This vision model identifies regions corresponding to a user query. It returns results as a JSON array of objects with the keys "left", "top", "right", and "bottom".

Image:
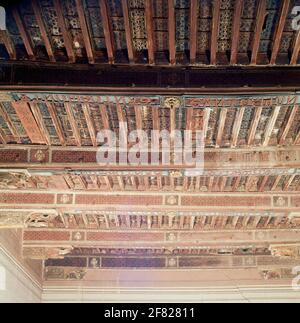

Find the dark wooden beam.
[
  {"left": 190, "top": 0, "right": 198, "bottom": 64},
  {"left": 270, "top": 0, "right": 290, "bottom": 65},
  {"left": 12, "top": 8, "right": 35, "bottom": 60},
  {"left": 2, "top": 64, "right": 300, "bottom": 90},
  {"left": 210, "top": 0, "right": 221, "bottom": 65},
  {"left": 75, "top": 0, "right": 95, "bottom": 64},
  {"left": 145, "top": 0, "right": 155, "bottom": 65},
  {"left": 230, "top": 0, "right": 244, "bottom": 65},
  {"left": 168, "top": 0, "right": 176, "bottom": 65},
  {"left": 53, "top": 0, "right": 76, "bottom": 63},
  {"left": 32, "top": 0, "right": 55, "bottom": 62},
  {"left": 99, "top": 0, "right": 115, "bottom": 64},
  {"left": 251, "top": 0, "right": 267, "bottom": 65},
  {"left": 0, "top": 31, "right": 16, "bottom": 60},
  {"left": 291, "top": 31, "right": 300, "bottom": 66},
  {"left": 121, "top": 0, "right": 135, "bottom": 64}
]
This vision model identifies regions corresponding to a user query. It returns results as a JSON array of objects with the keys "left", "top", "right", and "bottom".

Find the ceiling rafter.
[
  {"left": 53, "top": 0, "right": 76, "bottom": 63},
  {"left": 76, "top": 0, "right": 95, "bottom": 64},
  {"left": 145, "top": 0, "right": 155, "bottom": 65},
  {"left": 210, "top": 0, "right": 221, "bottom": 65},
  {"left": 270, "top": 0, "right": 290, "bottom": 65},
  {"left": 32, "top": 0, "right": 55, "bottom": 62},
  {"left": 230, "top": 0, "right": 244, "bottom": 65},
  {"left": 12, "top": 8, "right": 35, "bottom": 60},
  {"left": 250, "top": 0, "right": 267, "bottom": 65},
  {"left": 99, "top": 0, "right": 115, "bottom": 64}
]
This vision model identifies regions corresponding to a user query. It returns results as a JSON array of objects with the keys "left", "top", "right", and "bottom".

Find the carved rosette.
[{"left": 163, "top": 97, "right": 181, "bottom": 110}]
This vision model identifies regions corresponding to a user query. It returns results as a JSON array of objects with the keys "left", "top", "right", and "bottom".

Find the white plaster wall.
[{"left": 0, "top": 248, "right": 42, "bottom": 303}]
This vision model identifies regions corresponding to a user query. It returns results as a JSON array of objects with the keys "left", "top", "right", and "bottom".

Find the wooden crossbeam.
[
  {"left": 294, "top": 129, "right": 300, "bottom": 145},
  {"left": 0, "top": 30, "right": 16, "bottom": 60},
  {"left": 291, "top": 30, "right": 300, "bottom": 65},
  {"left": 231, "top": 107, "right": 245, "bottom": 147},
  {"left": 53, "top": 0, "right": 75, "bottom": 63},
  {"left": 131, "top": 176, "right": 138, "bottom": 190},
  {"left": 216, "top": 109, "right": 227, "bottom": 147},
  {"left": 32, "top": 0, "right": 55, "bottom": 62},
  {"left": 12, "top": 8, "right": 35, "bottom": 59},
  {"left": 104, "top": 175, "right": 113, "bottom": 190},
  {"left": 65, "top": 102, "right": 81, "bottom": 147},
  {"left": 168, "top": 0, "right": 176, "bottom": 65},
  {"left": 262, "top": 105, "right": 281, "bottom": 146},
  {"left": 219, "top": 177, "right": 227, "bottom": 192},
  {"left": 121, "top": 0, "right": 135, "bottom": 63},
  {"left": 100, "top": 105, "right": 110, "bottom": 130},
  {"left": 145, "top": 0, "right": 155, "bottom": 65},
  {"left": 232, "top": 176, "right": 241, "bottom": 192},
  {"left": 157, "top": 175, "right": 163, "bottom": 190},
  {"left": 0, "top": 103, "right": 20, "bottom": 142},
  {"left": 143, "top": 176, "right": 150, "bottom": 190},
  {"left": 270, "top": 0, "right": 290, "bottom": 65},
  {"left": 279, "top": 105, "right": 298, "bottom": 145},
  {"left": 210, "top": 0, "right": 221, "bottom": 65},
  {"left": 208, "top": 177, "right": 214, "bottom": 191},
  {"left": 152, "top": 107, "right": 160, "bottom": 145},
  {"left": 116, "top": 100, "right": 127, "bottom": 141},
  {"left": 186, "top": 108, "right": 194, "bottom": 131},
  {"left": 247, "top": 106, "right": 263, "bottom": 145},
  {"left": 30, "top": 102, "right": 51, "bottom": 146},
  {"left": 284, "top": 175, "right": 296, "bottom": 191},
  {"left": 117, "top": 176, "right": 125, "bottom": 190},
  {"left": 0, "top": 128, "right": 7, "bottom": 144},
  {"left": 183, "top": 177, "right": 189, "bottom": 191},
  {"left": 202, "top": 108, "right": 211, "bottom": 140},
  {"left": 230, "top": 0, "right": 244, "bottom": 65},
  {"left": 46, "top": 102, "right": 66, "bottom": 146},
  {"left": 259, "top": 176, "right": 269, "bottom": 192},
  {"left": 82, "top": 103, "right": 97, "bottom": 147},
  {"left": 190, "top": 0, "right": 198, "bottom": 64},
  {"left": 12, "top": 101, "right": 46, "bottom": 144},
  {"left": 170, "top": 177, "right": 175, "bottom": 190},
  {"left": 271, "top": 175, "right": 282, "bottom": 191},
  {"left": 76, "top": 0, "right": 95, "bottom": 64},
  {"left": 99, "top": 0, "right": 115, "bottom": 64},
  {"left": 250, "top": 0, "right": 267, "bottom": 65},
  {"left": 134, "top": 105, "right": 143, "bottom": 130}
]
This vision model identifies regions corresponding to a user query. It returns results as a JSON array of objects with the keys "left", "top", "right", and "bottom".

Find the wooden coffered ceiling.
[
  {"left": 0, "top": 0, "right": 300, "bottom": 67},
  {"left": 0, "top": 0, "right": 300, "bottom": 289},
  {"left": 0, "top": 91, "right": 300, "bottom": 282}
]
